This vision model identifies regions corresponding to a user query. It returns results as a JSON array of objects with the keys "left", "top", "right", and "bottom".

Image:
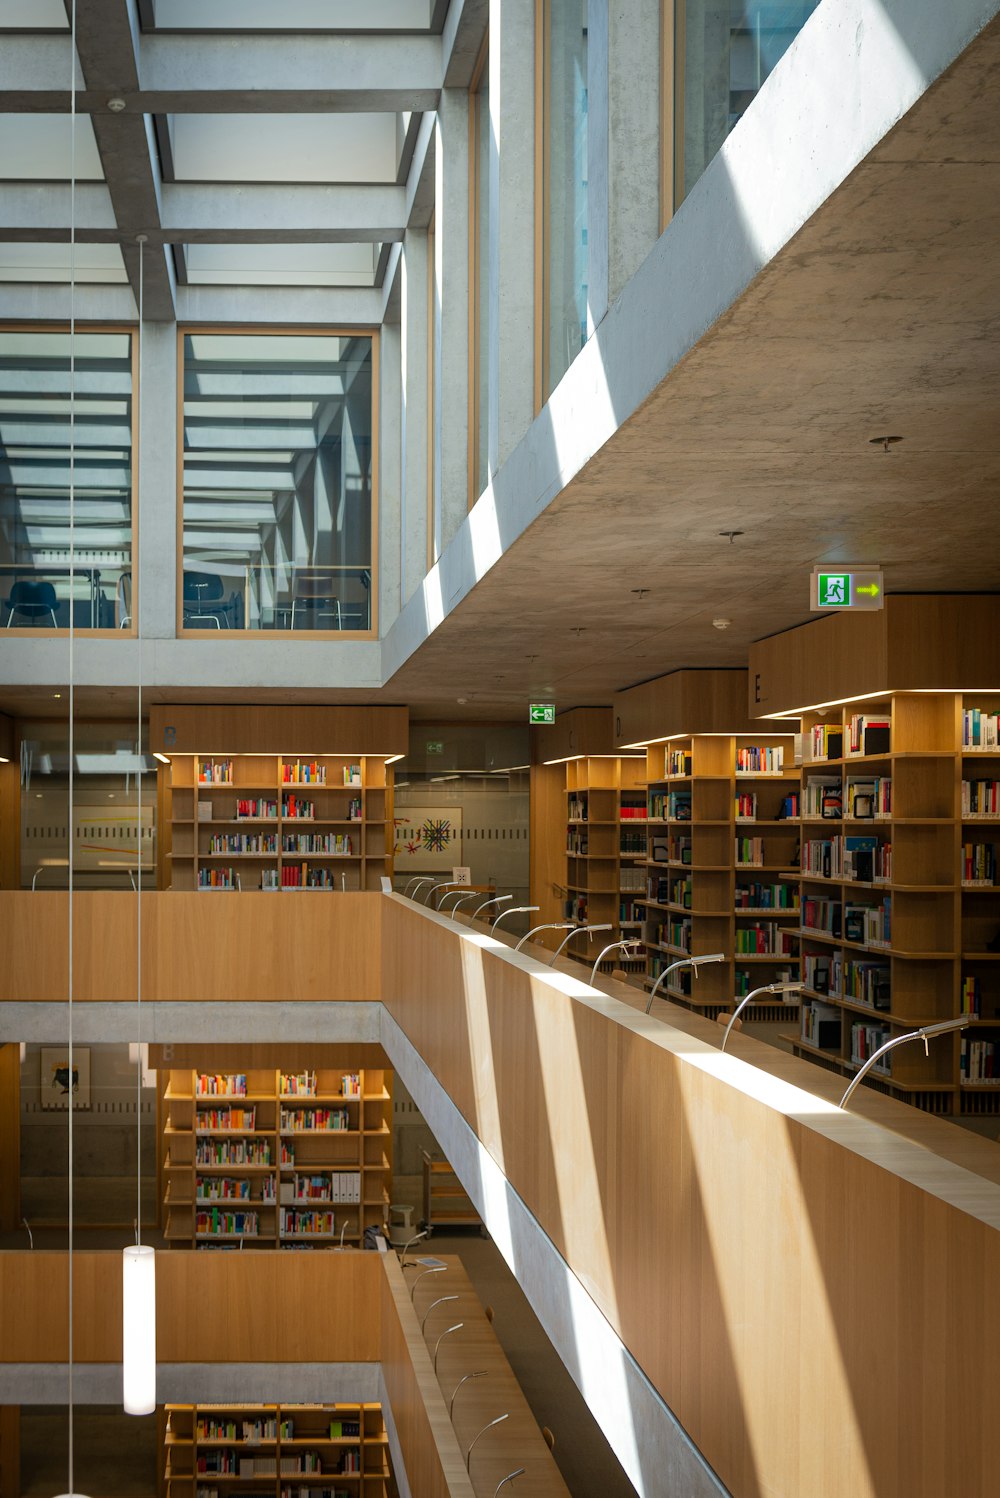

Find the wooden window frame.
[{"left": 467, "top": 33, "right": 489, "bottom": 510}]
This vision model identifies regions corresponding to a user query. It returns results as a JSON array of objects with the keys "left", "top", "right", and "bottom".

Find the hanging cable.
[
  {"left": 66, "top": 1, "right": 77, "bottom": 1491},
  {"left": 136, "top": 234, "right": 144, "bottom": 1242}
]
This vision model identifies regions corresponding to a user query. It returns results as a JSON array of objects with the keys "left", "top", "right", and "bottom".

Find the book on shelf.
[
  {"left": 802, "top": 775, "right": 841, "bottom": 819},
  {"left": 801, "top": 1000, "right": 841, "bottom": 1049},
  {"left": 809, "top": 725, "right": 843, "bottom": 760},
  {"left": 962, "top": 779, "right": 1000, "bottom": 816},
  {"left": 736, "top": 745, "right": 784, "bottom": 774},
  {"left": 197, "top": 800, "right": 212, "bottom": 822},
  {"left": 845, "top": 776, "right": 892, "bottom": 819},
  {"left": 619, "top": 801, "right": 648, "bottom": 820},
  {"left": 735, "top": 835, "right": 764, "bottom": 867},
  {"left": 734, "top": 881, "right": 797, "bottom": 910},
  {"left": 198, "top": 759, "right": 233, "bottom": 785},
  {"left": 735, "top": 792, "right": 758, "bottom": 821},
  {"left": 282, "top": 794, "right": 315, "bottom": 820},
  {"left": 961, "top": 1037, "right": 1000, "bottom": 1084},
  {"left": 847, "top": 715, "right": 891, "bottom": 756},
  {"left": 196, "top": 1072, "right": 248, "bottom": 1096},
  {"left": 843, "top": 958, "right": 890, "bottom": 1010},
  {"left": 668, "top": 750, "right": 692, "bottom": 776},
  {"left": 963, "top": 708, "right": 1000, "bottom": 750},
  {"left": 236, "top": 798, "right": 278, "bottom": 820},
  {"left": 850, "top": 1019, "right": 892, "bottom": 1072},
  {"left": 282, "top": 760, "right": 327, "bottom": 785},
  {"left": 963, "top": 842, "right": 998, "bottom": 886},
  {"left": 961, "top": 975, "right": 982, "bottom": 1016},
  {"left": 802, "top": 896, "right": 841, "bottom": 937},
  {"left": 778, "top": 791, "right": 800, "bottom": 819}
]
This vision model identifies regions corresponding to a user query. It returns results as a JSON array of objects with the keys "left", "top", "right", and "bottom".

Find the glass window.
[
  {"left": 471, "top": 59, "right": 490, "bottom": 501},
  {"left": 0, "top": 328, "right": 134, "bottom": 630},
  {"left": 544, "top": 0, "right": 589, "bottom": 400},
  {"left": 181, "top": 330, "right": 375, "bottom": 633},
  {"left": 678, "top": 1, "right": 820, "bottom": 204}
]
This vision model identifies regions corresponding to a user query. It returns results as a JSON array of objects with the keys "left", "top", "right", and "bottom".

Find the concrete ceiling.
[{"left": 385, "top": 17, "right": 1000, "bottom": 720}]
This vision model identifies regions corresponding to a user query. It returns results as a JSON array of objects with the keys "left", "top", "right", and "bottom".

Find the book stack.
[
  {"left": 341, "top": 1073, "right": 361, "bottom": 1097},
  {"left": 961, "top": 1037, "right": 999, "bottom": 1084},
  {"left": 669, "top": 877, "right": 692, "bottom": 909},
  {"left": 198, "top": 759, "right": 233, "bottom": 785},
  {"left": 281, "top": 1071, "right": 317, "bottom": 1096},
  {"left": 962, "top": 842, "right": 997, "bottom": 886},
  {"left": 735, "top": 882, "right": 797, "bottom": 910},
  {"left": 736, "top": 745, "right": 784, "bottom": 774},
  {"left": 280, "top": 1106, "right": 349, "bottom": 1131},
  {"left": 195, "top": 1208, "right": 258, "bottom": 1237},
  {"left": 802, "top": 896, "right": 840, "bottom": 936},
  {"left": 620, "top": 801, "right": 648, "bottom": 819},
  {"left": 196, "top": 1177, "right": 250, "bottom": 1202},
  {"left": 196, "top": 1138, "right": 270, "bottom": 1166},
  {"left": 842, "top": 960, "right": 891, "bottom": 1011},
  {"left": 735, "top": 924, "right": 796, "bottom": 956},
  {"left": 735, "top": 791, "right": 757, "bottom": 821},
  {"left": 667, "top": 791, "right": 691, "bottom": 820},
  {"left": 961, "top": 976, "right": 982, "bottom": 1016},
  {"left": 963, "top": 707, "right": 1000, "bottom": 750},
  {"left": 735, "top": 835, "right": 764, "bottom": 867},
  {"left": 282, "top": 795, "right": 315, "bottom": 820},
  {"left": 283, "top": 760, "right": 327, "bottom": 784},
  {"left": 280, "top": 1207, "right": 336, "bottom": 1236},
  {"left": 801, "top": 1000, "right": 841, "bottom": 1049},
  {"left": 198, "top": 867, "right": 237, "bottom": 889},
  {"left": 809, "top": 724, "right": 843, "bottom": 760},
  {"left": 197, "top": 1106, "right": 256, "bottom": 1132},
  {"left": 235, "top": 797, "right": 278, "bottom": 820},
  {"left": 850, "top": 1020, "right": 892, "bottom": 1072},
  {"left": 667, "top": 750, "right": 692, "bottom": 776},
  {"left": 962, "top": 779, "right": 1000, "bottom": 817},
  {"left": 343, "top": 764, "right": 362, "bottom": 786},
  {"left": 803, "top": 776, "right": 842, "bottom": 819},
  {"left": 196, "top": 1073, "right": 247, "bottom": 1096},
  {"left": 847, "top": 714, "right": 891, "bottom": 755}
]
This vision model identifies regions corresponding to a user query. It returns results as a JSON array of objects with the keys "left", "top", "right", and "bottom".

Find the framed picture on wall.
[{"left": 40, "top": 1046, "right": 92, "bottom": 1110}]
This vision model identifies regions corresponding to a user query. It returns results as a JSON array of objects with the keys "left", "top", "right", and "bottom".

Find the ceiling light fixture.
[
  {"left": 713, "top": 618, "right": 732, "bottom": 630},
  {"left": 107, "top": 96, "right": 126, "bottom": 112},
  {"left": 630, "top": 588, "right": 650, "bottom": 598},
  {"left": 719, "top": 530, "right": 743, "bottom": 543},
  {"left": 869, "top": 435, "right": 903, "bottom": 452}
]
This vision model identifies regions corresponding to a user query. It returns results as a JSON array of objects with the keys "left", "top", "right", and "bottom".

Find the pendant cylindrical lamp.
[{"left": 122, "top": 1243, "right": 156, "bottom": 1415}]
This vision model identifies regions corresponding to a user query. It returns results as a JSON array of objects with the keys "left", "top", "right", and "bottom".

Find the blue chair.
[
  {"left": 5, "top": 579, "right": 58, "bottom": 627},
  {"left": 182, "top": 570, "right": 227, "bottom": 628}
]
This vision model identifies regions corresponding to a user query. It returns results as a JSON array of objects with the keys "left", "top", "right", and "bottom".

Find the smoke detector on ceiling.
[{"left": 712, "top": 618, "right": 732, "bottom": 631}]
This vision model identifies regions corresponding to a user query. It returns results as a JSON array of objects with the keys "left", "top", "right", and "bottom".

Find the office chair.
[{"left": 5, "top": 579, "right": 58, "bottom": 628}]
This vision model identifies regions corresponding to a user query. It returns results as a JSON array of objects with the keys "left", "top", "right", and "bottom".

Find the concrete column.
[
  {"left": 378, "top": 319, "right": 402, "bottom": 631},
  {"left": 400, "top": 228, "right": 430, "bottom": 601},
  {"left": 136, "top": 323, "right": 176, "bottom": 640},
  {"left": 489, "top": 0, "right": 535, "bottom": 471},
  {"left": 432, "top": 90, "right": 470, "bottom": 559},
  {"left": 607, "top": 0, "right": 662, "bottom": 302},
  {"left": 587, "top": 0, "right": 610, "bottom": 332}
]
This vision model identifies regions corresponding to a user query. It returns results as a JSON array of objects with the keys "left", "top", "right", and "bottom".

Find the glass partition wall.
[
  {"left": 0, "top": 327, "right": 135, "bottom": 630},
  {"left": 180, "top": 329, "right": 377, "bottom": 634}
]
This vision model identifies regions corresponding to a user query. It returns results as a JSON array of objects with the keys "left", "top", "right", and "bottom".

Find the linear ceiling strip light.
[{"left": 123, "top": 235, "right": 156, "bottom": 1420}]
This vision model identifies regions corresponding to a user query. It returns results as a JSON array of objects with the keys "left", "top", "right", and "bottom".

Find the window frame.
[
  {"left": 0, "top": 321, "right": 139, "bottom": 639},
  {"left": 467, "top": 33, "right": 489, "bottom": 510},
  {"left": 176, "top": 322, "right": 380, "bottom": 641}
]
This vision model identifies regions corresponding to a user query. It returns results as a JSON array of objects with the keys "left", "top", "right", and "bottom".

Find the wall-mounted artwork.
[
  {"left": 40, "top": 1046, "right": 92, "bottom": 1110},
  {"left": 393, "top": 808, "right": 463, "bottom": 870}
]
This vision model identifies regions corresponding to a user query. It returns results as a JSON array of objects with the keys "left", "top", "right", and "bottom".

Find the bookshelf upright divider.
[{"left": 563, "top": 755, "right": 647, "bottom": 973}]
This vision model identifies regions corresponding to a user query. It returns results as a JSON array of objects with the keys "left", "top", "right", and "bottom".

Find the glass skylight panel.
[
  {"left": 0, "top": 0, "right": 68, "bottom": 27},
  {"left": 170, "top": 114, "right": 398, "bottom": 184},
  {"left": 0, "top": 116, "right": 104, "bottom": 180},
  {"left": 153, "top": 0, "right": 432, "bottom": 30},
  {"left": 184, "top": 243, "right": 380, "bottom": 288}
]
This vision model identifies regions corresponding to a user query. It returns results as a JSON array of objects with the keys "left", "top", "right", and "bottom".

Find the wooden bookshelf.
[
  {"left": 641, "top": 733, "right": 801, "bottom": 1016},
  {"left": 163, "top": 1068, "right": 392, "bottom": 1249},
  {"left": 167, "top": 755, "right": 391, "bottom": 892},
  {"left": 785, "top": 692, "right": 1000, "bottom": 1113},
  {"left": 562, "top": 755, "right": 647, "bottom": 974},
  {"left": 161, "top": 1400, "right": 397, "bottom": 1498}
]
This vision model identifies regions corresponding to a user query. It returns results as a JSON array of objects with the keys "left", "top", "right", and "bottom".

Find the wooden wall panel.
[
  {"left": 0, "top": 892, "right": 382, "bottom": 1003},
  {"left": 748, "top": 596, "right": 1000, "bottom": 719},
  {"left": 0, "top": 758, "right": 19, "bottom": 893},
  {"left": 0, "top": 1046, "right": 19, "bottom": 1233},
  {"left": 379, "top": 899, "right": 1000, "bottom": 1498},
  {"left": 149, "top": 705, "right": 408, "bottom": 758},
  {"left": 378, "top": 1254, "right": 475, "bottom": 1498},
  {"left": 148, "top": 1044, "right": 389, "bottom": 1071},
  {"left": 0, "top": 1251, "right": 382, "bottom": 1364},
  {"left": 529, "top": 707, "right": 612, "bottom": 764},
  {"left": 0, "top": 1406, "right": 18, "bottom": 1498},
  {"left": 613, "top": 668, "right": 756, "bottom": 746}
]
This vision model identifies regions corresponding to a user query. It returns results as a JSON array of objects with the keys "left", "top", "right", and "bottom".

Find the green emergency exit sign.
[
  {"left": 811, "top": 567, "right": 884, "bottom": 612},
  {"left": 529, "top": 704, "right": 556, "bottom": 725}
]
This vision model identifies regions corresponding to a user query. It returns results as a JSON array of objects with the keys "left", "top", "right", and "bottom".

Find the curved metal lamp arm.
[
  {"left": 433, "top": 1321, "right": 464, "bottom": 1371},
  {"left": 840, "top": 1014, "right": 971, "bottom": 1108},
  {"left": 466, "top": 1413, "right": 509, "bottom": 1471},
  {"left": 439, "top": 888, "right": 471, "bottom": 911},
  {"left": 449, "top": 1369, "right": 487, "bottom": 1417},
  {"left": 449, "top": 891, "right": 483, "bottom": 917},
  {"left": 491, "top": 905, "right": 539, "bottom": 933},
  {"left": 721, "top": 981, "right": 801, "bottom": 1052},
  {"left": 421, "top": 1293, "right": 459, "bottom": 1334},
  {"left": 495, "top": 1470, "right": 526, "bottom": 1495},
  {"left": 399, "top": 1229, "right": 428, "bottom": 1266},
  {"left": 646, "top": 953, "right": 726, "bottom": 1014},
  {"left": 549, "top": 922, "right": 611, "bottom": 964},
  {"left": 409, "top": 1264, "right": 447, "bottom": 1300},
  {"left": 474, "top": 894, "right": 511, "bottom": 921},
  {"left": 590, "top": 940, "right": 641, "bottom": 985},
  {"left": 514, "top": 922, "right": 576, "bottom": 952},
  {"left": 404, "top": 876, "right": 432, "bottom": 896},
  {"left": 422, "top": 880, "right": 454, "bottom": 905}
]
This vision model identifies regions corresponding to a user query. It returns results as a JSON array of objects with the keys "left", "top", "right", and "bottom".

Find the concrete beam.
[
  {"left": 442, "top": 0, "right": 490, "bottom": 87},
  {"left": 0, "top": 182, "right": 407, "bottom": 243},
  {"left": 176, "top": 284, "right": 386, "bottom": 326},
  {"left": 403, "top": 109, "right": 436, "bottom": 229}
]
